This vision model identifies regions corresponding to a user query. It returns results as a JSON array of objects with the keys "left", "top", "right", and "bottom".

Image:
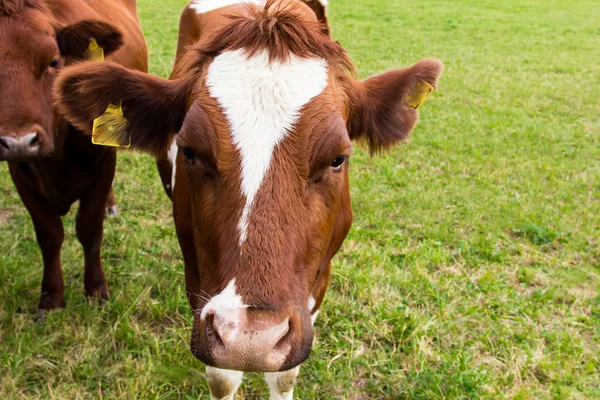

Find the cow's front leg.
[
  {"left": 264, "top": 366, "right": 300, "bottom": 400},
  {"left": 206, "top": 366, "right": 243, "bottom": 400},
  {"left": 9, "top": 165, "right": 65, "bottom": 311},
  {"left": 76, "top": 151, "right": 115, "bottom": 300}
]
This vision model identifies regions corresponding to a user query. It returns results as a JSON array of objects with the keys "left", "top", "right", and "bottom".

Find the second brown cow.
[{"left": 0, "top": 0, "right": 147, "bottom": 312}]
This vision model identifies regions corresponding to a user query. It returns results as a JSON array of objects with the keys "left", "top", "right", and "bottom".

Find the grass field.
[{"left": 1, "top": 0, "right": 600, "bottom": 398}]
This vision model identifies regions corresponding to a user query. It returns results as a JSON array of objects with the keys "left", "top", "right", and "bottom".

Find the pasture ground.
[{"left": 1, "top": 0, "right": 599, "bottom": 398}]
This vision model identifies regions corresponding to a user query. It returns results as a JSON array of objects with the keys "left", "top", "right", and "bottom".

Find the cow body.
[
  {"left": 0, "top": 0, "right": 147, "bottom": 311},
  {"left": 55, "top": 1, "right": 442, "bottom": 397}
]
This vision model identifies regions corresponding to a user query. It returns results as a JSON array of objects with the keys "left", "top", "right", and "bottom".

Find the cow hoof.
[
  {"left": 86, "top": 284, "right": 109, "bottom": 303},
  {"left": 35, "top": 309, "right": 48, "bottom": 322},
  {"left": 105, "top": 205, "right": 118, "bottom": 217},
  {"left": 37, "top": 296, "right": 66, "bottom": 314}
]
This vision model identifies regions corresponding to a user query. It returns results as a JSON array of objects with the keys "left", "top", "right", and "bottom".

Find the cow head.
[
  {"left": 0, "top": 0, "right": 123, "bottom": 162},
  {"left": 54, "top": 3, "right": 442, "bottom": 372}
]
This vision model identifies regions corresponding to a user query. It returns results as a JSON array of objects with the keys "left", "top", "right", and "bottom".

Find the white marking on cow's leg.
[
  {"left": 200, "top": 279, "right": 248, "bottom": 320},
  {"left": 264, "top": 366, "right": 300, "bottom": 400},
  {"left": 167, "top": 137, "right": 178, "bottom": 191},
  {"left": 206, "top": 366, "right": 243, "bottom": 400},
  {"left": 317, "top": 0, "right": 329, "bottom": 6},
  {"left": 190, "top": 0, "right": 261, "bottom": 14},
  {"left": 206, "top": 49, "right": 328, "bottom": 246}
]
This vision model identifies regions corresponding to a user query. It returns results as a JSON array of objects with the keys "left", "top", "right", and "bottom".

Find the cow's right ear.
[
  {"left": 346, "top": 58, "right": 443, "bottom": 153},
  {"left": 54, "top": 62, "right": 193, "bottom": 155}
]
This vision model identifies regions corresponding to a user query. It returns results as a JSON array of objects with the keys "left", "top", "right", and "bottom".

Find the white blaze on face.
[
  {"left": 318, "top": 0, "right": 329, "bottom": 6},
  {"left": 168, "top": 137, "right": 178, "bottom": 191},
  {"left": 201, "top": 279, "right": 248, "bottom": 320},
  {"left": 189, "top": 0, "right": 262, "bottom": 14},
  {"left": 206, "top": 49, "right": 328, "bottom": 246}
]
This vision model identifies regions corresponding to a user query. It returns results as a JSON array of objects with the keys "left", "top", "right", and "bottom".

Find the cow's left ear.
[
  {"left": 57, "top": 20, "right": 123, "bottom": 59},
  {"left": 346, "top": 58, "right": 443, "bottom": 153}
]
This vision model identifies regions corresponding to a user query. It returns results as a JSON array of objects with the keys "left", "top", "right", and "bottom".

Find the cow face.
[
  {"left": 176, "top": 51, "right": 356, "bottom": 372},
  {"left": 54, "top": 5, "right": 442, "bottom": 373},
  {"left": 0, "top": 1, "right": 122, "bottom": 162}
]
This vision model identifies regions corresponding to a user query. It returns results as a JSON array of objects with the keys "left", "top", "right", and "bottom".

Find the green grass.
[{"left": 1, "top": 0, "right": 599, "bottom": 398}]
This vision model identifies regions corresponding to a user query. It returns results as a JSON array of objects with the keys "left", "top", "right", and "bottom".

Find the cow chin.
[{"left": 190, "top": 308, "right": 313, "bottom": 373}]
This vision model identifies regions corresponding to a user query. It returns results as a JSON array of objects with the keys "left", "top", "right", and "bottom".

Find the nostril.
[
  {"left": 205, "top": 313, "right": 225, "bottom": 349},
  {"left": 0, "top": 137, "right": 8, "bottom": 150},
  {"left": 29, "top": 133, "right": 39, "bottom": 147},
  {"left": 273, "top": 318, "right": 293, "bottom": 353}
]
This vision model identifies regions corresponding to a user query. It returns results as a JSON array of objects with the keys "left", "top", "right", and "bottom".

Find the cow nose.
[
  {"left": 203, "top": 309, "right": 296, "bottom": 372},
  {"left": 0, "top": 132, "right": 41, "bottom": 161}
]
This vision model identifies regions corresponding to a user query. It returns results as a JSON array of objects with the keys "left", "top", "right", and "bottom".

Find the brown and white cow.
[
  {"left": 54, "top": 1, "right": 442, "bottom": 398},
  {"left": 0, "top": 0, "right": 147, "bottom": 312}
]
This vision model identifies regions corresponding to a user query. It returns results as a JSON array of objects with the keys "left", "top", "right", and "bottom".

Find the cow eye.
[
  {"left": 49, "top": 59, "right": 59, "bottom": 68},
  {"left": 331, "top": 156, "right": 347, "bottom": 171},
  {"left": 180, "top": 146, "right": 197, "bottom": 163}
]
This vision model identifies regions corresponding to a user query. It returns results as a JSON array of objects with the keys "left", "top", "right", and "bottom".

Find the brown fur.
[
  {"left": 54, "top": 0, "right": 443, "bottom": 372},
  {"left": 200, "top": 1, "right": 344, "bottom": 64},
  {"left": 0, "top": 0, "right": 43, "bottom": 15}
]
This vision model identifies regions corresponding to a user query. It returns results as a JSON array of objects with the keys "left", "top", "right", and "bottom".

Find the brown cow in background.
[
  {"left": 55, "top": 0, "right": 442, "bottom": 398},
  {"left": 0, "top": 0, "right": 147, "bottom": 312}
]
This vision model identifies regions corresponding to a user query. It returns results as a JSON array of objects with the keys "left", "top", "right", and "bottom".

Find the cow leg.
[
  {"left": 76, "top": 155, "right": 115, "bottom": 301},
  {"left": 34, "top": 212, "right": 65, "bottom": 311},
  {"left": 9, "top": 167, "right": 65, "bottom": 310},
  {"left": 105, "top": 186, "right": 118, "bottom": 217},
  {"left": 205, "top": 366, "right": 243, "bottom": 400},
  {"left": 264, "top": 366, "right": 300, "bottom": 400},
  {"left": 77, "top": 192, "right": 109, "bottom": 300}
]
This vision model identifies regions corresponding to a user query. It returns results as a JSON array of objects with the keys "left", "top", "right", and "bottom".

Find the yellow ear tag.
[
  {"left": 92, "top": 103, "right": 130, "bottom": 148},
  {"left": 86, "top": 39, "right": 104, "bottom": 62},
  {"left": 405, "top": 80, "right": 434, "bottom": 109}
]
